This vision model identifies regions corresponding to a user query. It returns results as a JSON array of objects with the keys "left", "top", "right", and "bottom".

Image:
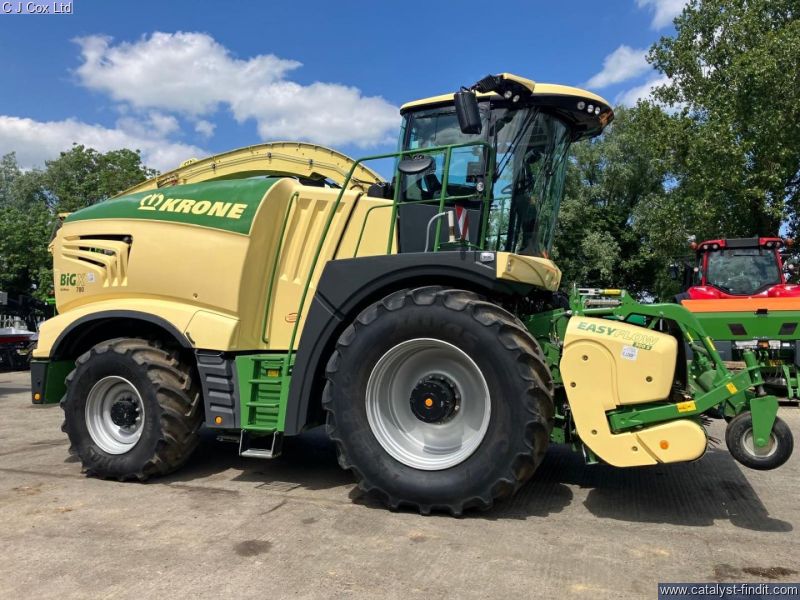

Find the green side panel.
[
  {"left": 689, "top": 310, "right": 800, "bottom": 399},
  {"left": 549, "top": 419, "right": 566, "bottom": 444},
  {"left": 627, "top": 314, "right": 647, "bottom": 327},
  {"left": 749, "top": 393, "right": 780, "bottom": 448},
  {"left": 524, "top": 308, "right": 567, "bottom": 385},
  {"left": 33, "top": 359, "right": 73, "bottom": 404},
  {"left": 692, "top": 310, "right": 800, "bottom": 340},
  {"left": 235, "top": 353, "right": 294, "bottom": 432},
  {"left": 64, "top": 178, "right": 282, "bottom": 235}
]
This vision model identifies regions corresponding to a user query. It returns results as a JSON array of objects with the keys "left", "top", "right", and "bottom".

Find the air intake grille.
[{"left": 60, "top": 236, "right": 131, "bottom": 287}]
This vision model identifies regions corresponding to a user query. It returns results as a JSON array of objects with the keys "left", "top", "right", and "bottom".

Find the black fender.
[
  {"left": 50, "top": 310, "right": 192, "bottom": 360},
  {"left": 284, "top": 251, "right": 529, "bottom": 435}
]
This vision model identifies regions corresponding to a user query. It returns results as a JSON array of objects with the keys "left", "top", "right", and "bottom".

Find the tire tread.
[
  {"left": 61, "top": 337, "right": 202, "bottom": 481},
  {"left": 323, "top": 286, "right": 554, "bottom": 515}
]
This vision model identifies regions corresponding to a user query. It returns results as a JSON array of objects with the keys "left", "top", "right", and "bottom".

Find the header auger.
[{"left": 31, "top": 73, "right": 793, "bottom": 514}]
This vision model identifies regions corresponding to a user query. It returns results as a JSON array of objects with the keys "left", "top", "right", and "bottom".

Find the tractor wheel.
[
  {"left": 61, "top": 338, "right": 202, "bottom": 480},
  {"left": 725, "top": 412, "right": 793, "bottom": 470},
  {"left": 323, "top": 286, "right": 554, "bottom": 515}
]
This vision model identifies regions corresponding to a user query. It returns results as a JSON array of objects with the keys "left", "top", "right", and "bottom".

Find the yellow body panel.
[
  {"left": 35, "top": 298, "right": 240, "bottom": 358},
  {"left": 560, "top": 317, "right": 704, "bottom": 466},
  {"left": 261, "top": 186, "right": 380, "bottom": 348},
  {"left": 495, "top": 253, "right": 561, "bottom": 291},
  {"left": 36, "top": 178, "right": 397, "bottom": 358},
  {"left": 334, "top": 197, "right": 397, "bottom": 259},
  {"left": 634, "top": 420, "right": 707, "bottom": 464},
  {"left": 562, "top": 317, "right": 676, "bottom": 405}
]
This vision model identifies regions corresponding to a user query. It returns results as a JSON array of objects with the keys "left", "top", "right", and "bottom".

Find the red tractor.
[
  {"left": 674, "top": 236, "right": 800, "bottom": 401},
  {"left": 680, "top": 237, "right": 799, "bottom": 300}
]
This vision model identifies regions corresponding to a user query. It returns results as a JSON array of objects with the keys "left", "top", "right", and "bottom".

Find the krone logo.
[
  {"left": 137, "top": 193, "right": 248, "bottom": 219},
  {"left": 139, "top": 194, "right": 165, "bottom": 211}
]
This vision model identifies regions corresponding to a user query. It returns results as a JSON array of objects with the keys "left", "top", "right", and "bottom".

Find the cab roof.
[
  {"left": 400, "top": 73, "right": 614, "bottom": 139},
  {"left": 695, "top": 237, "right": 785, "bottom": 251}
]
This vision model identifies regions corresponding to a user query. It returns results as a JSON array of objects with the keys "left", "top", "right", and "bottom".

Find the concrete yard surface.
[{"left": 1, "top": 369, "right": 798, "bottom": 599}]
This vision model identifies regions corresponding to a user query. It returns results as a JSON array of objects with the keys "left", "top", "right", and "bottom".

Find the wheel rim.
[
  {"left": 366, "top": 338, "right": 491, "bottom": 470},
  {"left": 741, "top": 427, "right": 778, "bottom": 459},
  {"left": 85, "top": 376, "right": 145, "bottom": 455}
]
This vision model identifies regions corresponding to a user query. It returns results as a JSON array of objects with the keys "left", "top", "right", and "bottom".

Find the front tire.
[
  {"left": 323, "top": 287, "right": 554, "bottom": 515},
  {"left": 61, "top": 338, "right": 202, "bottom": 480}
]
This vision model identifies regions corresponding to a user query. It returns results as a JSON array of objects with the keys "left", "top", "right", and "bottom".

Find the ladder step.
[
  {"left": 238, "top": 353, "right": 294, "bottom": 430},
  {"left": 239, "top": 430, "right": 283, "bottom": 459}
]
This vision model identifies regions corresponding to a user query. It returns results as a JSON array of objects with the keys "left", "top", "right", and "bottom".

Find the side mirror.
[
  {"left": 397, "top": 155, "right": 435, "bottom": 175},
  {"left": 454, "top": 90, "right": 482, "bottom": 134}
]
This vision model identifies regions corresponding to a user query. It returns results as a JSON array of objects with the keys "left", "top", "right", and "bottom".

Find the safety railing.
[
  {"left": 279, "top": 141, "right": 496, "bottom": 375},
  {"left": 354, "top": 141, "right": 494, "bottom": 255}
]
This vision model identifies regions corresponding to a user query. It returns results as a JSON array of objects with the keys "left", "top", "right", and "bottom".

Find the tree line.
[
  {"left": 0, "top": 146, "right": 154, "bottom": 301},
  {"left": 553, "top": 0, "right": 799, "bottom": 299},
  {"left": 1, "top": 0, "right": 798, "bottom": 303}
]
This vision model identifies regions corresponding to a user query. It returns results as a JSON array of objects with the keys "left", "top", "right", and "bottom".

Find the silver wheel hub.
[
  {"left": 366, "top": 338, "right": 491, "bottom": 470},
  {"left": 85, "top": 376, "right": 145, "bottom": 455},
  {"left": 741, "top": 428, "right": 778, "bottom": 458}
]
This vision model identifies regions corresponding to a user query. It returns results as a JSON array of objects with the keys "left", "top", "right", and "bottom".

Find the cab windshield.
[
  {"left": 705, "top": 248, "right": 782, "bottom": 295},
  {"left": 400, "top": 102, "right": 572, "bottom": 258}
]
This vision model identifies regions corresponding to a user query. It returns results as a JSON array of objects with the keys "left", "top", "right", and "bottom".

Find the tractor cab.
[
  {"left": 685, "top": 237, "right": 800, "bottom": 299},
  {"left": 383, "top": 74, "right": 613, "bottom": 256}
]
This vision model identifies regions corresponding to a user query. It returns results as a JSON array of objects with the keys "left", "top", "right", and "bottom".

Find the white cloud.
[
  {"left": 636, "top": 0, "right": 688, "bottom": 29},
  {"left": 615, "top": 74, "right": 672, "bottom": 106},
  {"left": 194, "top": 119, "right": 215, "bottom": 138},
  {"left": 1, "top": 31, "right": 400, "bottom": 173},
  {"left": 0, "top": 115, "right": 204, "bottom": 171},
  {"left": 116, "top": 111, "right": 180, "bottom": 138},
  {"left": 73, "top": 32, "right": 399, "bottom": 148},
  {"left": 586, "top": 45, "right": 650, "bottom": 88}
]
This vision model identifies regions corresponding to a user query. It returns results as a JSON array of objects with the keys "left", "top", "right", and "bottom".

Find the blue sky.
[{"left": 0, "top": 0, "right": 686, "bottom": 172}]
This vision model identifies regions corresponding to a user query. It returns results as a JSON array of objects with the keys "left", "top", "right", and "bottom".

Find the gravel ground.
[{"left": 1, "top": 369, "right": 798, "bottom": 599}]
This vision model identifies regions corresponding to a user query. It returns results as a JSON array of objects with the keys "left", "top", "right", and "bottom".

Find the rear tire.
[
  {"left": 725, "top": 412, "right": 793, "bottom": 470},
  {"left": 323, "top": 286, "right": 554, "bottom": 515},
  {"left": 61, "top": 338, "right": 202, "bottom": 480}
]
